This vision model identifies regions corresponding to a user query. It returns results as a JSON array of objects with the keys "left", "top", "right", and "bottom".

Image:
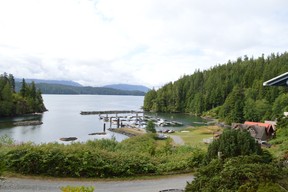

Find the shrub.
[
  {"left": 60, "top": 186, "right": 94, "bottom": 192},
  {"left": 205, "top": 129, "right": 262, "bottom": 162},
  {"left": 4, "top": 134, "right": 198, "bottom": 177},
  {"left": 146, "top": 120, "right": 156, "bottom": 133},
  {"left": 185, "top": 155, "right": 287, "bottom": 192}
]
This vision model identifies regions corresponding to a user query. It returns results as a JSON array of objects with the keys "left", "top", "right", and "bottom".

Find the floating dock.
[{"left": 80, "top": 110, "right": 144, "bottom": 115}]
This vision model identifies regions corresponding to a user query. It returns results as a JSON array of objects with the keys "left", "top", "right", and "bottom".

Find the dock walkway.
[{"left": 80, "top": 110, "right": 143, "bottom": 115}]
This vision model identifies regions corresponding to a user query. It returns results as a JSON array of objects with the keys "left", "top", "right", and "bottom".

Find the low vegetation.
[
  {"left": 185, "top": 128, "right": 288, "bottom": 192},
  {"left": 0, "top": 134, "right": 204, "bottom": 178},
  {"left": 60, "top": 186, "right": 95, "bottom": 192},
  {"left": 172, "top": 125, "right": 221, "bottom": 149}
]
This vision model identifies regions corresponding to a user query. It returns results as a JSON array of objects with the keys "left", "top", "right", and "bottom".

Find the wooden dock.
[{"left": 80, "top": 110, "right": 144, "bottom": 115}]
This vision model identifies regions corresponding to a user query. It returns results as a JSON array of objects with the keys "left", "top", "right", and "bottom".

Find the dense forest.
[
  {"left": 15, "top": 82, "right": 146, "bottom": 96},
  {"left": 144, "top": 52, "right": 288, "bottom": 124},
  {"left": 0, "top": 73, "right": 46, "bottom": 117}
]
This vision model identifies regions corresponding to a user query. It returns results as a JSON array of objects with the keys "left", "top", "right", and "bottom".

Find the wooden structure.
[
  {"left": 81, "top": 110, "right": 144, "bottom": 129},
  {"left": 232, "top": 121, "right": 275, "bottom": 141},
  {"left": 80, "top": 110, "right": 143, "bottom": 115}
]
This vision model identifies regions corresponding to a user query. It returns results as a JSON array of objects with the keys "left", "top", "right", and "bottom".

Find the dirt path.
[{"left": 0, "top": 174, "right": 194, "bottom": 192}]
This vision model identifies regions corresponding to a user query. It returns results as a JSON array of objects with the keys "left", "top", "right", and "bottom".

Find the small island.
[{"left": 0, "top": 73, "right": 47, "bottom": 117}]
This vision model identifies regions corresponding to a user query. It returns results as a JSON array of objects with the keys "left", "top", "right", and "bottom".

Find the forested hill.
[
  {"left": 103, "top": 84, "right": 150, "bottom": 93},
  {"left": 15, "top": 83, "right": 146, "bottom": 96},
  {"left": 143, "top": 52, "right": 288, "bottom": 124},
  {"left": 15, "top": 78, "right": 83, "bottom": 87}
]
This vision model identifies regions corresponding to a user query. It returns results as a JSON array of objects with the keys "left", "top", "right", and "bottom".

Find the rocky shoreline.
[
  {"left": 13, "top": 120, "right": 43, "bottom": 126},
  {"left": 108, "top": 127, "right": 145, "bottom": 137}
]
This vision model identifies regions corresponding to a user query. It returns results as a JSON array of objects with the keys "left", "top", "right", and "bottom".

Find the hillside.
[
  {"left": 144, "top": 52, "right": 288, "bottom": 124},
  {"left": 15, "top": 78, "right": 82, "bottom": 87},
  {"left": 15, "top": 82, "right": 145, "bottom": 96},
  {"left": 14, "top": 79, "right": 147, "bottom": 95},
  {"left": 103, "top": 84, "right": 150, "bottom": 93}
]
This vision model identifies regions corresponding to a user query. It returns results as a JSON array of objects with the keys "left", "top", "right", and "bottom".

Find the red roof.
[{"left": 244, "top": 121, "right": 274, "bottom": 133}]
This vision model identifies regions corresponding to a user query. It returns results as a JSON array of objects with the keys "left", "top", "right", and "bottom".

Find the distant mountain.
[
  {"left": 14, "top": 78, "right": 148, "bottom": 95},
  {"left": 15, "top": 78, "right": 82, "bottom": 87},
  {"left": 103, "top": 84, "right": 150, "bottom": 93},
  {"left": 15, "top": 82, "right": 145, "bottom": 96}
]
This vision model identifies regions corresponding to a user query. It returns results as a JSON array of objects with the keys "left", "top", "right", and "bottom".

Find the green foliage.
[
  {"left": 146, "top": 120, "right": 156, "bottom": 133},
  {"left": 270, "top": 116, "right": 288, "bottom": 148},
  {"left": 206, "top": 129, "right": 262, "bottom": 162},
  {"left": 60, "top": 186, "right": 95, "bottom": 192},
  {"left": 272, "top": 94, "right": 288, "bottom": 119},
  {"left": 143, "top": 89, "right": 157, "bottom": 111},
  {"left": 3, "top": 135, "right": 200, "bottom": 177},
  {"left": 186, "top": 155, "right": 287, "bottom": 192},
  {"left": 255, "top": 182, "right": 285, "bottom": 192},
  {"left": 0, "top": 153, "right": 4, "bottom": 176},
  {"left": 0, "top": 135, "right": 15, "bottom": 146},
  {"left": 143, "top": 52, "right": 288, "bottom": 124},
  {"left": 0, "top": 135, "right": 15, "bottom": 176},
  {"left": 219, "top": 86, "right": 245, "bottom": 124},
  {"left": 0, "top": 73, "right": 47, "bottom": 117},
  {"left": 244, "top": 98, "right": 271, "bottom": 122}
]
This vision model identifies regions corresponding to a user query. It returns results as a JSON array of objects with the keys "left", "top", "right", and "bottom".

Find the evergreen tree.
[
  {"left": 206, "top": 129, "right": 262, "bottom": 162},
  {"left": 143, "top": 89, "right": 157, "bottom": 111},
  {"left": 0, "top": 73, "right": 46, "bottom": 117},
  {"left": 143, "top": 52, "right": 288, "bottom": 124},
  {"left": 146, "top": 120, "right": 156, "bottom": 133},
  {"left": 20, "top": 78, "right": 27, "bottom": 97},
  {"left": 8, "top": 74, "right": 15, "bottom": 93}
]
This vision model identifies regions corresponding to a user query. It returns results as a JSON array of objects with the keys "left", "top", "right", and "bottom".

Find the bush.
[
  {"left": 205, "top": 129, "right": 262, "bottom": 162},
  {"left": 146, "top": 120, "right": 156, "bottom": 133},
  {"left": 4, "top": 135, "right": 199, "bottom": 177},
  {"left": 185, "top": 155, "right": 287, "bottom": 192},
  {"left": 60, "top": 186, "right": 94, "bottom": 192}
]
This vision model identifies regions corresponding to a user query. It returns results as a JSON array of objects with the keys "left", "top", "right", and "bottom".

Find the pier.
[
  {"left": 80, "top": 110, "right": 144, "bottom": 115},
  {"left": 81, "top": 110, "right": 145, "bottom": 129}
]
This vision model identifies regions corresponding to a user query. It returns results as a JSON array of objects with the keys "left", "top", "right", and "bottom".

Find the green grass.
[{"left": 171, "top": 126, "right": 223, "bottom": 150}]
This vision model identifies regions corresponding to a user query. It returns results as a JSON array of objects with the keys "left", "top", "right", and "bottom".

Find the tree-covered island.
[{"left": 0, "top": 73, "right": 47, "bottom": 117}]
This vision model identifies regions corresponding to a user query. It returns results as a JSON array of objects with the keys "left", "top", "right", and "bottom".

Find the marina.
[
  {"left": 80, "top": 110, "right": 144, "bottom": 115},
  {"left": 0, "top": 95, "right": 206, "bottom": 144},
  {"left": 82, "top": 110, "right": 185, "bottom": 130}
]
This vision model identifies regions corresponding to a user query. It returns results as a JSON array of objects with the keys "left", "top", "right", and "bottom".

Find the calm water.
[{"left": 0, "top": 95, "right": 205, "bottom": 144}]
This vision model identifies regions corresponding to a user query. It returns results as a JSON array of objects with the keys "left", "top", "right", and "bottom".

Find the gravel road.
[{"left": 0, "top": 174, "right": 194, "bottom": 192}]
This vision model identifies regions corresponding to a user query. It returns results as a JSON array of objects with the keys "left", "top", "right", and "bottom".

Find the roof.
[
  {"left": 244, "top": 121, "right": 274, "bottom": 133},
  {"left": 233, "top": 123, "right": 268, "bottom": 140},
  {"left": 263, "top": 72, "right": 288, "bottom": 86}
]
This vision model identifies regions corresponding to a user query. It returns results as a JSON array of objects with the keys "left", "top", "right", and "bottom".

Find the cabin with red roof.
[{"left": 232, "top": 121, "right": 276, "bottom": 141}]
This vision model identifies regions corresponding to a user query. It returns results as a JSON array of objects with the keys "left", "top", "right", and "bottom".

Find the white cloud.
[{"left": 0, "top": 0, "right": 288, "bottom": 88}]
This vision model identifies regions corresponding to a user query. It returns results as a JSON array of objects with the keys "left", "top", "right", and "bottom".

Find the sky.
[{"left": 0, "top": 0, "right": 288, "bottom": 88}]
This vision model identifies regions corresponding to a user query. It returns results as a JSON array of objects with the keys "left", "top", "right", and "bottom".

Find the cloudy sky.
[{"left": 0, "top": 0, "right": 288, "bottom": 88}]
